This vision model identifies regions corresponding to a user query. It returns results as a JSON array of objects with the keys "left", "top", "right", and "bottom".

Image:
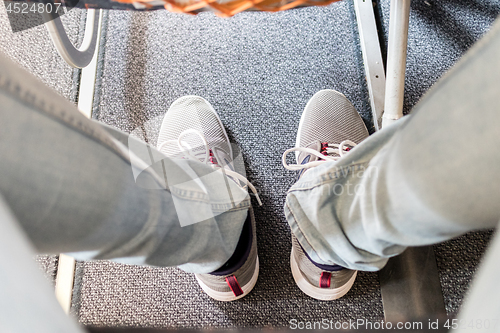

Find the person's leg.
[
  {"left": 0, "top": 52, "right": 250, "bottom": 274},
  {"left": 283, "top": 16, "right": 500, "bottom": 283},
  {"left": 454, "top": 226, "right": 500, "bottom": 331},
  {"left": 0, "top": 194, "right": 84, "bottom": 333}
]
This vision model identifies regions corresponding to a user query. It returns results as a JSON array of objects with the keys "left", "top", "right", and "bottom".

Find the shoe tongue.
[
  {"left": 178, "top": 133, "right": 222, "bottom": 165},
  {"left": 297, "top": 140, "right": 322, "bottom": 165},
  {"left": 180, "top": 132, "right": 206, "bottom": 156}
]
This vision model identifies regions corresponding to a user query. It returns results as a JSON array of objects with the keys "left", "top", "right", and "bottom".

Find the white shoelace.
[
  {"left": 282, "top": 140, "right": 357, "bottom": 171},
  {"left": 158, "top": 129, "right": 262, "bottom": 206}
]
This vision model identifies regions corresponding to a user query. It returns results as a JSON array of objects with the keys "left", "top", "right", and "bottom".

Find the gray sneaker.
[
  {"left": 282, "top": 89, "right": 369, "bottom": 300},
  {"left": 157, "top": 95, "right": 260, "bottom": 301},
  {"left": 195, "top": 207, "right": 259, "bottom": 301}
]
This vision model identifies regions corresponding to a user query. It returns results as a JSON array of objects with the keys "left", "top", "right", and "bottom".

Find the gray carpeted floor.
[
  {"left": 1, "top": 0, "right": 499, "bottom": 328},
  {"left": 434, "top": 230, "right": 495, "bottom": 316},
  {"left": 0, "top": 5, "right": 85, "bottom": 102},
  {"left": 78, "top": 0, "right": 500, "bottom": 328},
  {"left": 82, "top": 1, "right": 386, "bottom": 328}
]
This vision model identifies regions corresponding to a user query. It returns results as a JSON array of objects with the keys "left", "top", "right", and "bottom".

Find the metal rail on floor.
[
  {"left": 379, "top": 247, "right": 447, "bottom": 321},
  {"left": 77, "top": 10, "right": 103, "bottom": 117},
  {"left": 43, "top": 9, "right": 101, "bottom": 69},
  {"left": 354, "top": 0, "right": 386, "bottom": 131},
  {"left": 354, "top": 0, "right": 446, "bottom": 321},
  {"left": 382, "top": 0, "right": 411, "bottom": 127}
]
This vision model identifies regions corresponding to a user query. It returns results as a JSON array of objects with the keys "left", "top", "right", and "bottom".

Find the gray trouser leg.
[
  {"left": 0, "top": 194, "right": 84, "bottom": 333},
  {"left": 0, "top": 52, "right": 249, "bottom": 274},
  {"left": 285, "top": 17, "right": 500, "bottom": 271},
  {"left": 285, "top": 16, "right": 500, "bottom": 331},
  {"left": 0, "top": 50, "right": 251, "bottom": 332}
]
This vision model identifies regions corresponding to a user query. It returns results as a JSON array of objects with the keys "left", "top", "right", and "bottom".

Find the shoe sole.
[
  {"left": 290, "top": 247, "right": 356, "bottom": 301},
  {"left": 195, "top": 256, "right": 259, "bottom": 301}
]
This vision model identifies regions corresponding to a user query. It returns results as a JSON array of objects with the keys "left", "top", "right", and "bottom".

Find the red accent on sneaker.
[
  {"left": 320, "top": 143, "right": 329, "bottom": 156},
  {"left": 209, "top": 149, "right": 218, "bottom": 165},
  {"left": 320, "top": 272, "right": 331, "bottom": 288},
  {"left": 225, "top": 275, "right": 244, "bottom": 297}
]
